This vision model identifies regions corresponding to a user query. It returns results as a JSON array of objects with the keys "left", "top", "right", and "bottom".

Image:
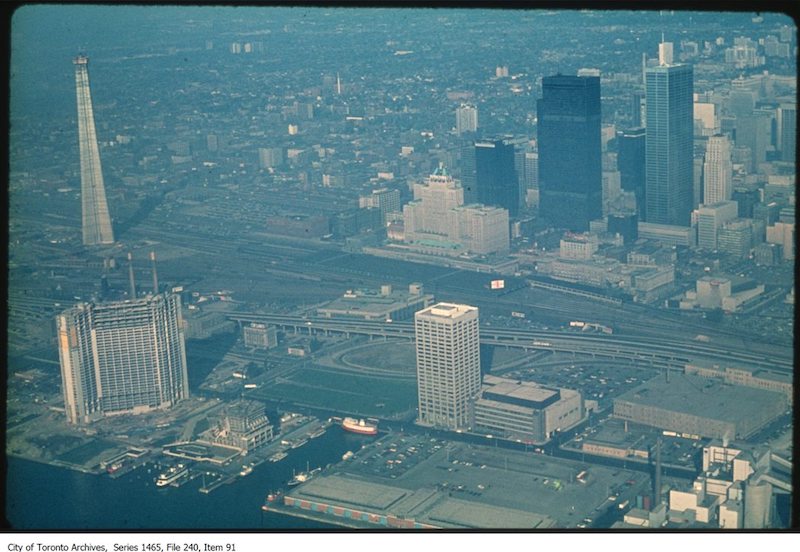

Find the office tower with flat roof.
[
  {"left": 459, "top": 142, "right": 478, "bottom": 204},
  {"left": 617, "top": 128, "right": 647, "bottom": 218},
  {"left": 736, "top": 111, "right": 771, "bottom": 172},
  {"left": 630, "top": 91, "right": 644, "bottom": 127},
  {"left": 703, "top": 134, "right": 733, "bottom": 204},
  {"left": 645, "top": 46, "right": 694, "bottom": 226},
  {"left": 359, "top": 187, "right": 402, "bottom": 225},
  {"left": 415, "top": 303, "right": 481, "bottom": 430},
  {"left": 777, "top": 103, "right": 796, "bottom": 163},
  {"left": 474, "top": 139, "right": 519, "bottom": 217},
  {"left": 717, "top": 219, "right": 754, "bottom": 259},
  {"left": 537, "top": 75, "right": 602, "bottom": 231},
  {"left": 455, "top": 103, "right": 478, "bottom": 136},
  {"left": 74, "top": 56, "right": 115, "bottom": 246},
  {"left": 694, "top": 201, "right": 738, "bottom": 251},
  {"left": 732, "top": 185, "right": 760, "bottom": 219},
  {"left": 57, "top": 293, "right": 189, "bottom": 424}
]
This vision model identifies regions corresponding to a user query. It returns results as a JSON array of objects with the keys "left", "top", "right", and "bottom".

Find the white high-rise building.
[
  {"left": 415, "top": 303, "right": 481, "bottom": 430},
  {"left": 703, "top": 135, "right": 733, "bottom": 204},
  {"left": 455, "top": 103, "right": 478, "bottom": 135},
  {"left": 694, "top": 200, "right": 738, "bottom": 250},
  {"left": 57, "top": 293, "right": 189, "bottom": 424},
  {"left": 659, "top": 40, "right": 674, "bottom": 65}
]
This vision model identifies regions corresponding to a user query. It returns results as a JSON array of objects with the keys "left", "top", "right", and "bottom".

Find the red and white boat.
[{"left": 341, "top": 417, "right": 378, "bottom": 436}]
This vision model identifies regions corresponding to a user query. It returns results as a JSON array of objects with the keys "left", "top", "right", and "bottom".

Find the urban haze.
[{"left": 5, "top": 5, "right": 796, "bottom": 530}]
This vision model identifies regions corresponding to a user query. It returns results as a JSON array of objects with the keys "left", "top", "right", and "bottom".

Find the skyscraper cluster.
[{"left": 533, "top": 42, "right": 696, "bottom": 231}]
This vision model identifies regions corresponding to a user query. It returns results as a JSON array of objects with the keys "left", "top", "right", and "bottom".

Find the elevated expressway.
[{"left": 227, "top": 313, "right": 793, "bottom": 374}]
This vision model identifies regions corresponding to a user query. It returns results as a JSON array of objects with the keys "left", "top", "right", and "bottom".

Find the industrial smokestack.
[
  {"left": 654, "top": 438, "right": 663, "bottom": 508},
  {"left": 127, "top": 252, "right": 136, "bottom": 298},
  {"left": 150, "top": 251, "right": 159, "bottom": 294}
]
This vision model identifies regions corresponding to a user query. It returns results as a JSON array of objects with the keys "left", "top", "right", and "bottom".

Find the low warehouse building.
[{"left": 612, "top": 374, "right": 788, "bottom": 440}]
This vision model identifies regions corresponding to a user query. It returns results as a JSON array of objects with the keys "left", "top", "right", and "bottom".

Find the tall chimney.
[
  {"left": 150, "top": 251, "right": 159, "bottom": 294},
  {"left": 654, "top": 438, "right": 663, "bottom": 508},
  {"left": 128, "top": 252, "right": 136, "bottom": 298}
]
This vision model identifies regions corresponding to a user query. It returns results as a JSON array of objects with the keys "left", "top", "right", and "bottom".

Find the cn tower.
[{"left": 74, "top": 55, "right": 115, "bottom": 246}]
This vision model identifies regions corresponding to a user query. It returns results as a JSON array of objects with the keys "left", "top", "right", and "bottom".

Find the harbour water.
[
  {"left": 5, "top": 429, "right": 371, "bottom": 530},
  {"left": 6, "top": 426, "right": 791, "bottom": 529}
]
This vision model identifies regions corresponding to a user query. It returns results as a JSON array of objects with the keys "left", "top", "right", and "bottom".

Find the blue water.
[{"left": 5, "top": 430, "right": 369, "bottom": 530}]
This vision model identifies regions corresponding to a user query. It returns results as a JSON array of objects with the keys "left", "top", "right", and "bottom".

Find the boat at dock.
[
  {"left": 287, "top": 463, "right": 321, "bottom": 486},
  {"left": 308, "top": 426, "right": 326, "bottom": 439},
  {"left": 290, "top": 438, "right": 309, "bottom": 449},
  {"left": 341, "top": 417, "right": 378, "bottom": 436},
  {"left": 262, "top": 489, "right": 283, "bottom": 511},
  {"left": 156, "top": 464, "right": 188, "bottom": 487},
  {"left": 269, "top": 451, "right": 289, "bottom": 463},
  {"left": 239, "top": 464, "right": 254, "bottom": 477}
]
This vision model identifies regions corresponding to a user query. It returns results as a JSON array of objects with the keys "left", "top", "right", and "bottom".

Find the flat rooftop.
[
  {"left": 687, "top": 361, "right": 792, "bottom": 385},
  {"left": 614, "top": 374, "right": 786, "bottom": 423},
  {"left": 318, "top": 289, "right": 430, "bottom": 317},
  {"left": 280, "top": 433, "right": 650, "bottom": 529},
  {"left": 417, "top": 302, "right": 477, "bottom": 319},
  {"left": 483, "top": 379, "right": 559, "bottom": 404}
]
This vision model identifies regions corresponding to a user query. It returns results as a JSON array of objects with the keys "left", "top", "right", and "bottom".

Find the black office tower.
[
  {"left": 538, "top": 75, "right": 602, "bottom": 231},
  {"left": 460, "top": 142, "right": 478, "bottom": 205},
  {"left": 617, "top": 128, "right": 647, "bottom": 219},
  {"left": 474, "top": 139, "right": 519, "bottom": 217},
  {"left": 607, "top": 213, "right": 639, "bottom": 244}
]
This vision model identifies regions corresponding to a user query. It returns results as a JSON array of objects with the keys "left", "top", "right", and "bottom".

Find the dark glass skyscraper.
[
  {"left": 644, "top": 63, "right": 694, "bottom": 226},
  {"left": 617, "top": 127, "right": 647, "bottom": 219},
  {"left": 474, "top": 139, "right": 519, "bottom": 217},
  {"left": 459, "top": 142, "right": 477, "bottom": 204},
  {"left": 537, "top": 75, "right": 602, "bottom": 231}
]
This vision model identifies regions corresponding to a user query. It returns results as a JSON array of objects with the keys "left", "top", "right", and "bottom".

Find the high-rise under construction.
[
  {"left": 57, "top": 293, "right": 189, "bottom": 424},
  {"left": 74, "top": 55, "right": 115, "bottom": 246}
]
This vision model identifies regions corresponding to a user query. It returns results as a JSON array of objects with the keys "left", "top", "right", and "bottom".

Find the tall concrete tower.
[{"left": 74, "top": 55, "right": 114, "bottom": 246}]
